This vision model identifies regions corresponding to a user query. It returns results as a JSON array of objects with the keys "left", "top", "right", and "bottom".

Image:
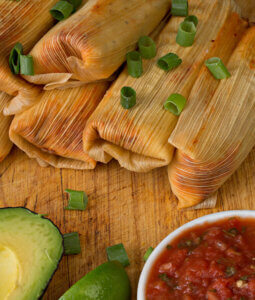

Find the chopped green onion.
[
  {"left": 157, "top": 53, "right": 182, "bottom": 71},
  {"left": 164, "top": 93, "right": 186, "bottom": 116},
  {"left": 171, "top": 0, "right": 188, "bottom": 16},
  {"left": 63, "top": 232, "right": 81, "bottom": 255},
  {"left": 176, "top": 21, "right": 197, "bottom": 47},
  {"left": 20, "top": 55, "right": 34, "bottom": 75},
  {"left": 138, "top": 36, "right": 157, "bottom": 59},
  {"left": 9, "top": 43, "right": 23, "bottom": 74},
  {"left": 120, "top": 86, "right": 136, "bottom": 109},
  {"left": 68, "top": 0, "right": 82, "bottom": 12},
  {"left": 64, "top": 189, "right": 88, "bottom": 211},
  {"left": 126, "top": 51, "right": 143, "bottom": 78},
  {"left": 143, "top": 247, "right": 154, "bottom": 261},
  {"left": 166, "top": 244, "right": 173, "bottom": 250},
  {"left": 184, "top": 15, "right": 198, "bottom": 27},
  {"left": 240, "top": 275, "right": 248, "bottom": 281},
  {"left": 50, "top": 1, "right": 74, "bottom": 21},
  {"left": 225, "top": 266, "right": 236, "bottom": 277},
  {"left": 106, "top": 243, "right": 130, "bottom": 267},
  {"left": 205, "top": 57, "right": 231, "bottom": 79}
]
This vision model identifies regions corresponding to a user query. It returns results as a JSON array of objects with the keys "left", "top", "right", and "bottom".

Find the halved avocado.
[{"left": 0, "top": 207, "right": 63, "bottom": 300}]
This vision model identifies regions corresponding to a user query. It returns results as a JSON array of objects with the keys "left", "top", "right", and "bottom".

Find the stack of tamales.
[
  {"left": 83, "top": 0, "right": 246, "bottom": 172},
  {"left": 8, "top": 0, "right": 171, "bottom": 168}
]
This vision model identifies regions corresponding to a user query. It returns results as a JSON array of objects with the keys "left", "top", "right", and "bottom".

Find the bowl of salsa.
[{"left": 137, "top": 210, "right": 255, "bottom": 300}]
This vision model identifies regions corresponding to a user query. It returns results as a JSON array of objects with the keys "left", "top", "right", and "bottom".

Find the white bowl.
[{"left": 137, "top": 210, "right": 255, "bottom": 300}]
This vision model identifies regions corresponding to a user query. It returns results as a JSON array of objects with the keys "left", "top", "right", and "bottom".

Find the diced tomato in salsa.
[{"left": 146, "top": 217, "right": 255, "bottom": 300}]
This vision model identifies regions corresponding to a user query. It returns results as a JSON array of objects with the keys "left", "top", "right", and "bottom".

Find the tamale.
[
  {"left": 0, "top": 0, "right": 60, "bottom": 114},
  {"left": 83, "top": 0, "right": 247, "bottom": 173},
  {"left": 0, "top": 92, "right": 13, "bottom": 161},
  {"left": 23, "top": 0, "right": 171, "bottom": 88},
  {"left": 9, "top": 83, "right": 108, "bottom": 169},
  {"left": 168, "top": 27, "right": 255, "bottom": 208}
]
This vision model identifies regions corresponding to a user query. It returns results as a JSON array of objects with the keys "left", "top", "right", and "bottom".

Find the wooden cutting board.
[{"left": 0, "top": 146, "right": 254, "bottom": 299}]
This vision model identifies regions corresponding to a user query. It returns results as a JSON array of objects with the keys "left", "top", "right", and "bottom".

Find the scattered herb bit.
[
  {"left": 241, "top": 226, "right": 247, "bottom": 233},
  {"left": 164, "top": 93, "right": 186, "bottom": 116},
  {"left": 63, "top": 232, "right": 81, "bottom": 255},
  {"left": 157, "top": 53, "right": 182, "bottom": 71},
  {"left": 166, "top": 244, "right": 173, "bottom": 250},
  {"left": 209, "top": 289, "right": 217, "bottom": 293},
  {"left": 205, "top": 57, "right": 231, "bottom": 79},
  {"left": 159, "top": 273, "right": 177, "bottom": 288},
  {"left": 143, "top": 247, "right": 154, "bottom": 262},
  {"left": 138, "top": 36, "right": 157, "bottom": 59},
  {"left": 106, "top": 243, "right": 130, "bottom": 267},
  {"left": 65, "top": 189, "right": 88, "bottom": 211},
  {"left": 225, "top": 266, "right": 236, "bottom": 277},
  {"left": 176, "top": 21, "right": 196, "bottom": 47},
  {"left": 222, "top": 228, "right": 239, "bottom": 237},
  {"left": 240, "top": 275, "right": 248, "bottom": 281},
  {"left": 120, "top": 86, "right": 136, "bottom": 109}
]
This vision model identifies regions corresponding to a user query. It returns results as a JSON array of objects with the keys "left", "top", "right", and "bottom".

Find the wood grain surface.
[{"left": 0, "top": 146, "right": 254, "bottom": 299}]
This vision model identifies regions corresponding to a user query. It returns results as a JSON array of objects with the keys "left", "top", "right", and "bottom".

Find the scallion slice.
[
  {"left": 20, "top": 55, "right": 34, "bottom": 75},
  {"left": 65, "top": 189, "right": 88, "bottom": 211},
  {"left": 120, "top": 86, "right": 136, "bottom": 109},
  {"left": 68, "top": 0, "right": 82, "bottom": 12},
  {"left": 138, "top": 36, "right": 157, "bottom": 59},
  {"left": 143, "top": 247, "right": 154, "bottom": 262},
  {"left": 9, "top": 43, "right": 23, "bottom": 74},
  {"left": 50, "top": 1, "right": 74, "bottom": 21},
  {"left": 157, "top": 53, "right": 182, "bottom": 71},
  {"left": 176, "top": 21, "right": 196, "bottom": 47},
  {"left": 106, "top": 243, "right": 130, "bottom": 267},
  {"left": 63, "top": 232, "right": 81, "bottom": 255},
  {"left": 126, "top": 51, "right": 143, "bottom": 78},
  {"left": 164, "top": 93, "right": 186, "bottom": 116},
  {"left": 205, "top": 57, "right": 231, "bottom": 79},
  {"left": 184, "top": 15, "right": 198, "bottom": 27},
  {"left": 171, "top": 0, "right": 188, "bottom": 16}
]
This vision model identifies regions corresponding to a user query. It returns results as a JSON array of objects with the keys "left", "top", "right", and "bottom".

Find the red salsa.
[{"left": 146, "top": 217, "right": 255, "bottom": 300}]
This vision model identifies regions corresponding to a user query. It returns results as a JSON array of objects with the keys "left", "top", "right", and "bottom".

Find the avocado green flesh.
[
  {"left": 0, "top": 207, "right": 63, "bottom": 300},
  {"left": 60, "top": 261, "right": 131, "bottom": 300}
]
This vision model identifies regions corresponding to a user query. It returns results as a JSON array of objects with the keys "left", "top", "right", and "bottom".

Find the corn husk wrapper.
[
  {"left": 234, "top": 0, "right": 255, "bottom": 23},
  {"left": 23, "top": 0, "right": 171, "bottom": 89},
  {"left": 168, "top": 27, "right": 255, "bottom": 208},
  {"left": 9, "top": 83, "right": 109, "bottom": 169},
  {"left": 83, "top": 0, "right": 244, "bottom": 173},
  {"left": 0, "top": 92, "right": 13, "bottom": 161}
]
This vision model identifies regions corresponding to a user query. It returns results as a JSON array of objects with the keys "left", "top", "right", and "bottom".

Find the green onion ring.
[
  {"left": 164, "top": 93, "right": 186, "bottom": 116},
  {"left": 68, "top": 0, "right": 82, "bottom": 12},
  {"left": 205, "top": 57, "right": 231, "bottom": 79},
  {"left": 50, "top": 1, "right": 74, "bottom": 21},
  {"left": 106, "top": 243, "right": 130, "bottom": 267},
  {"left": 20, "top": 54, "right": 34, "bottom": 75},
  {"left": 157, "top": 53, "right": 182, "bottom": 71},
  {"left": 143, "top": 247, "right": 154, "bottom": 262},
  {"left": 138, "top": 36, "right": 157, "bottom": 59},
  {"left": 171, "top": 0, "right": 188, "bottom": 16},
  {"left": 126, "top": 51, "right": 143, "bottom": 78},
  {"left": 9, "top": 43, "right": 23, "bottom": 74},
  {"left": 176, "top": 21, "right": 197, "bottom": 47},
  {"left": 63, "top": 232, "right": 81, "bottom": 255},
  {"left": 65, "top": 189, "right": 88, "bottom": 211},
  {"left": 120, "top": 86, "right": 136, "bottom": 109}
]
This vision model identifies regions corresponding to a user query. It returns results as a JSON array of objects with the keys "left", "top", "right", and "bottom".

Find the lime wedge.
[{"left": 59, "top": 261, "right": 131, "bottom": 300}]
